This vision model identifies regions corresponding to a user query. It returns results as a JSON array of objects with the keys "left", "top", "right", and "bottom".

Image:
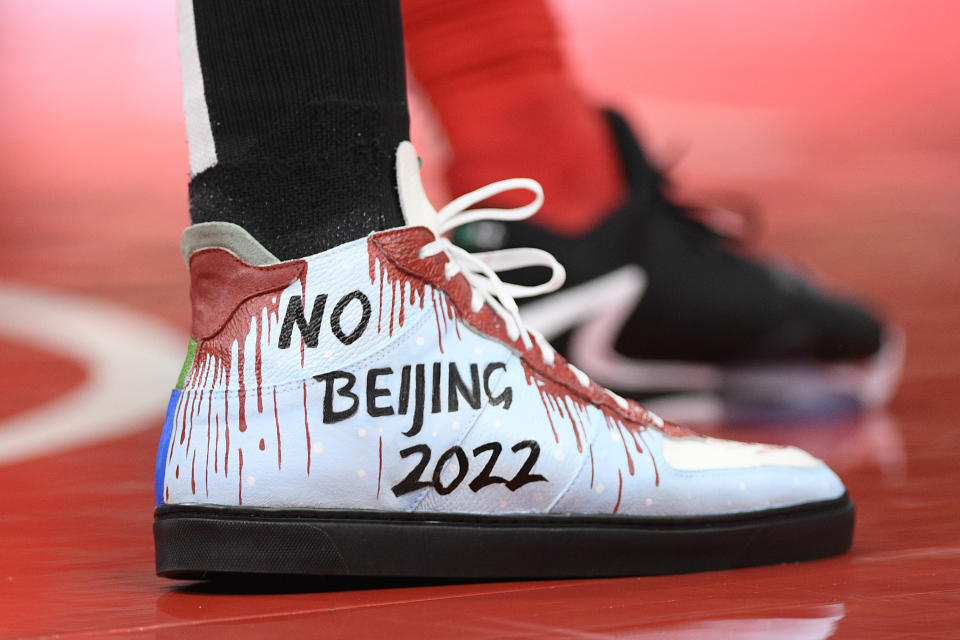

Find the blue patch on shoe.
[{"left": 154, "top": 390, "right": 181, "bottom": 507}]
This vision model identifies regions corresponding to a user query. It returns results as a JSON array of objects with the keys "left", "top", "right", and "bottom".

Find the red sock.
[{"left": 402, "top": 0, "right": 626, "bottom": 237}]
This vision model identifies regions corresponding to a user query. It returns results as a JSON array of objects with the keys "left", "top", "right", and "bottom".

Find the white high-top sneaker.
[{"left": 154, "top": 142, "right": 853, "bottom": 579}]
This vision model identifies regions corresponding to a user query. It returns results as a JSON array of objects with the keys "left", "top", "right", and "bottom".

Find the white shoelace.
[{"left": 417, "top": 178, "right": 632, "bottom": 411}]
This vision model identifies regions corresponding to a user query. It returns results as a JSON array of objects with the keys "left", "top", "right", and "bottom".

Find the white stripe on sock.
[{"left": 177, "top": 0, "right": 217, "bottom": 176}]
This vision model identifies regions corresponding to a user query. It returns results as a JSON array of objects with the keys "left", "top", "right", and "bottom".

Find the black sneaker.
[{"left": 454, "top": 111, "right": 904, "bottom": 422}]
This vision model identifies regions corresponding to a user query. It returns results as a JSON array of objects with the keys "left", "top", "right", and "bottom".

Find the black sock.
[{"left": 178, "top": 0, "right": 409, "bottom": 260}]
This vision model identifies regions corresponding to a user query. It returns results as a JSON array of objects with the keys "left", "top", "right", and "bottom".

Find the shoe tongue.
[{"left": 395, "top": 141, "right": 440, "bottom": 234}]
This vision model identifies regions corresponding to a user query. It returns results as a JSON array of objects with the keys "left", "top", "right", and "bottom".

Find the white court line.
[{"left": 0, "top": 282, "right": 187, "bottom": 466}]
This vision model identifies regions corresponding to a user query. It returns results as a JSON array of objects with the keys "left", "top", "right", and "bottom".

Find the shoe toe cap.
[
  {"left": 653, "top": 434, "right": 847, "bottom": 516},
  {"left": 553, "top": 432, "right": 847, "bottom": 518},
  {"left": 807, "top": 297, "right": 884, "bottom": 361},
  {"left": 759, "top": 296, "right": 885, "bottom": 362}
]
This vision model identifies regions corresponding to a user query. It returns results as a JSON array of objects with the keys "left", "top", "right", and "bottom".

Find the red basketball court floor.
[{"left": 2, "top": 1, "right": 959, "bottom": 637}]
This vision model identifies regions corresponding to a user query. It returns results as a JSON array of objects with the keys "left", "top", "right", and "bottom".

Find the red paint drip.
[
  {"left": 179, "top": 390, "right": 190, "bottom": 445},
  {"left": 612, "top": 420, "right": 636, "bottom": 476},
  {"left": 195, "top": 352, "right": 208, "bottom": 389},
  {"left": 205, "top": 394, "right": 211, "bottom": 497},
  {"left": 175, "top": 465, "right": 179, "bottom": 479},
  {"left": 389, "top": 278, "right": 397, "bottom": 334},
  {"left": 186, "top": 390, "right": 201, "bottom": 455},
  {"left": 367, "top": 239, "right": 429, "bottom": 338},
  {"left": 439, "top": 293, "right": 449, "bottom": 335},
  {"left": 255, "top": 309, "right": 264, "bottom": 414},
  {"left": 627, "top": 427, "right": 644, "bottom": 454},
  {"left": 375, "top": 255, "right": 384, "bottom": 333},
  {"left": 205, "top": 385, "right": 213, "bottom": 438},
  {"left": 267, "top": 306, "right": 273, "bottom": 344},
  {"left": 169, "top": 398, "right": 182, "bottom": 464},
  {"left": 214, "top": 413, "right": 220, "bottom": 474},
  {"left": 299, "top": 270, "right": 308, "bottom": 301},
  {"left": 190, "top": 450, "right": 196, "bottom": 495},
  {"left": 521, "top": 364, "right": 560, "bottom": 444},
  {"left": 431, "top": 289, "right": 444, "bottom": 354},
  {"left": 259, "top": 438, "right": 265, "bottom": 451},
  {"left": 237, "top": 330, "right": 247, "bottom": 432},
  {"left": 224, "top": 356, "right": 231, "bottom": 473},
  {"left": 189, "top": 390, "right": 199, "bottom": 434},
  {"left": 224, "top": 418, "right": 230, "bottom": 477},
  {"left": 238, "top": 448, "right": 244, "bottom": 505},
  {"left": 377, "top": 436, "right": 383, "bottom": 500},
  {"left": 273, "top": 386, "right": 282, "bottom": 471},
  {"left": 445, "top": 297, "right": 461, "bottom": 340},
  {"left": 560, "top": 396, "right": 584, "bottom": 453},
  {"left": 613, "top": 469, "right": 623, "bottom": 514},
  {"left": 303, "top": 381, "right": 311, "bottom": 475}
]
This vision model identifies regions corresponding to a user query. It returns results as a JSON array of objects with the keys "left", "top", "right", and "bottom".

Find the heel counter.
[{"left": 188, "top": 248, "right": 305, "bottom": 342}]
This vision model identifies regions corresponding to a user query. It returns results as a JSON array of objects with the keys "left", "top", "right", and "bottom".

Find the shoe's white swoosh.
[
  {"left": 522, "top": 265, "right": 903, "bottom": 418},
  {"left": 519, "top": 265, "right": 646, "bottom": 341},
  {"left": 521, "top": 265, "right": 722, "bottom": 393}
]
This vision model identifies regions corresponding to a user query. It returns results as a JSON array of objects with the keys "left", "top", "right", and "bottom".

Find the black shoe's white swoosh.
[{"left": 521, "top": 266, "right": 723, "bottom": 393}]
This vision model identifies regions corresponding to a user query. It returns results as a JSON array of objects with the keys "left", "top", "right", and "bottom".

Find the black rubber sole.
[{"left": 155, "top": 495, "right": 853, "bottom": 580}]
